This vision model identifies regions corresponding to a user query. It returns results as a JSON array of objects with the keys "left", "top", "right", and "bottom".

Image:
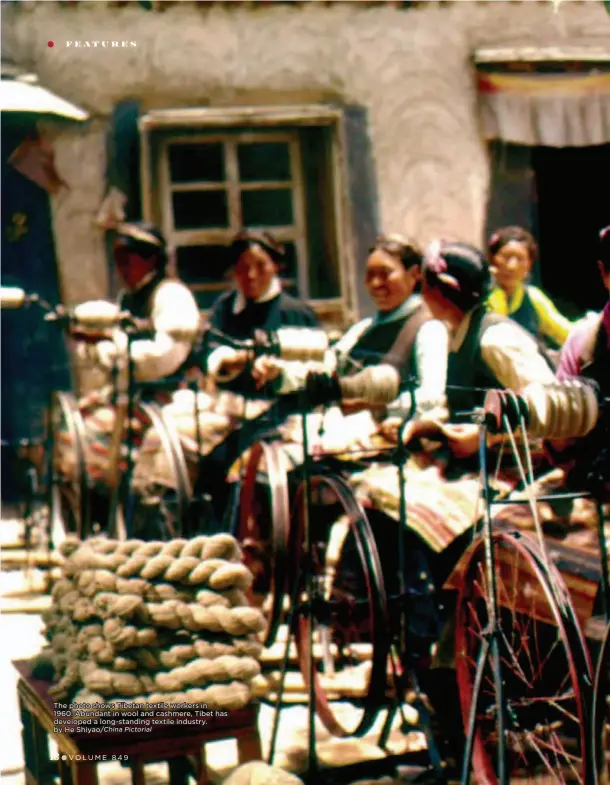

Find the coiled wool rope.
[{"left": 37, "top": 534, "right": 266, "bottom": 708}]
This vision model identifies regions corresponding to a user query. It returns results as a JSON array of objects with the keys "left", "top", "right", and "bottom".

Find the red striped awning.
[{"left": 478, "top": 71, "right": 610, "bottom": 96}]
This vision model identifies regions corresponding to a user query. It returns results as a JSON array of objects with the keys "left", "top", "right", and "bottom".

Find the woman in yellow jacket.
[{"left": 486, "top": 226, "right": 573, "bottom": 351}]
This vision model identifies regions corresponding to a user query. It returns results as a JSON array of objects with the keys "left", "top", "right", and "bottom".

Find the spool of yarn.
[
  {"left": 338, "top": 364, "right": 401, "bottom": 406},
  {"left": 275, "top": 328, "right": 329, "bottom": 362},
  {"left": 72, "top": 300, "right": 122, "bottom": 328},
  {"left": 0, "top": 287, "right": 26, "bottom": 309},
  {"left": 483, "top": 380, "right": 599, "bottom": 440}
]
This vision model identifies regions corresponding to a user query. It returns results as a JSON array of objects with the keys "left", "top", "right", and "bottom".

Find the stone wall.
[{"left": 2, "top": 1, "right": 609, "bottom": 309}]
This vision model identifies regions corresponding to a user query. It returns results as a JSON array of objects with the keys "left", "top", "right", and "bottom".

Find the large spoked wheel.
[
  {"left": 235, "top": 440, "right": 291, "bottom": 647},
  {"left": 292, "top": 474, "right": 389, "bottom": 738},
  {"left": 47, "top": 391, "right": 89, "bottom": 545},
  {"left": 125, "top": 402, "right": 191, "bottom": 541},
  {"left": 593, "top": 621, "right": 610, "bottom": 783},
  {"left": 456, "top": 529, "right": 592, "bottom": 784}
]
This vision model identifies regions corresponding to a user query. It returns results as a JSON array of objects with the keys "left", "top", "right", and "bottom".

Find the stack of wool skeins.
[{"left": 39, "top": 534, "right": 266, "bottom": 710}]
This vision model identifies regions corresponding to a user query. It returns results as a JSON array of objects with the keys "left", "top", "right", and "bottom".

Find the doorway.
[
  {"left": 486, "top": 141, "right": 610, "bottom": 319},
  {"left": 533, "top": 144, "right": 610, "bottom": 318}
]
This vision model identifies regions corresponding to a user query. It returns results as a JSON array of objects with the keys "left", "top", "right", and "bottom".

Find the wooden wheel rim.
[
  {"left": 455, "top": 529, "right": 591, "bottom": 783},
  {"left": 292, "top": 473, "right": 389, "bottom": 739},
  {"left": 236, "top": 440, "right": 290, "bottom": 647},
  {"left": 49, "top": 391, "right": 88, "bottom": 540}
]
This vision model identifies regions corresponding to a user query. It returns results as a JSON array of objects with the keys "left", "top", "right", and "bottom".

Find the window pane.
[
  {"left": 280, "top": 241, "right": 298, "bottom": 284},
  {"left": 175, "top": 245, "right": 231, "bottom": 285},
  {"left": 172, "top": 191, "right": 228, "bottom": 230},
  {"left": 169, "top": 143, "right": 225, "bottom": 183},
  {"left": 241, "top": 189, "right": 293, "bottom": 227},
  {"left": 238, "top": 142, "right": 292, "bottom": 182}
]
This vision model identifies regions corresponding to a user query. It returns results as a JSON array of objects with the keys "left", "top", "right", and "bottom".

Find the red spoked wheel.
[
  {"left": 292, "top": 474, "right": 389, "bottom": 738},
  {"left": 48, "top": 391, "right": 89, "bottom": 543},
  {"left": 593, "top": 621, "right": 610, "bottom": 783},
  {"left": 235, "top": 440, "right": 291, "bottom": 647},
  {"left": 456, "top": 529, "right": 592, "bottom": 784}
]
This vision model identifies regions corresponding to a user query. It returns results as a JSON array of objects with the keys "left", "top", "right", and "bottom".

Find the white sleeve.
[
  {"left": 481, "top": 322, "right": 556, "bottom": 390},
  {"left": 386, "top": 319, "right": 449, "bottom": 420},
  {"left": 97, "top": 281, "right": 200, "bottom": 383}
]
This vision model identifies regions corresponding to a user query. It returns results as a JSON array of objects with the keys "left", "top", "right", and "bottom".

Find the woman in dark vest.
[
  {"left": 204, "top": 229, "right": 319, "bottom": 398},
  {"left": 486, "top": 226, "right": 573, "bottom": 358},
  {"left": 271, "top": 234, "right": 449, "bottom": 427},
  {"left": 350, "top": 241, "right": 557, "bottom": 764},
  {"left": 420, "top": 240, "right": 555, "bottom": 442},
  {"left": 170, "top": 230, "right": 323, "bottom": 524}
]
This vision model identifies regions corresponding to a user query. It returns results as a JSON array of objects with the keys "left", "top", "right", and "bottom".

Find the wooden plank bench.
[{"left": 13, "top": 660, "right": 262, "bottom": 785}]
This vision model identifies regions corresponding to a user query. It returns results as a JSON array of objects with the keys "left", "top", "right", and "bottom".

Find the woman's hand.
[
  {"left": 378, "top": 417, "right": 447, "bottom": 446},
  {"left": 378, "top": 416, "right": 402, "bottom": 443},
  {"left": 216, "top": 349, "right": 249, "bottom": 378},
  {"left": 443, "top": 423, "right": 482, "bottom": 458},
  {"left": 252, "top": 355, "right": 283, "bottom": 389},
  {"left": 341, "top": 399, "right": 387, "bottom": 416}
]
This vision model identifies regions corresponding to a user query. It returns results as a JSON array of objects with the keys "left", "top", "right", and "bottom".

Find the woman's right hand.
[{"left": 216, "top": 349, "right": 249, "bottom": 377}]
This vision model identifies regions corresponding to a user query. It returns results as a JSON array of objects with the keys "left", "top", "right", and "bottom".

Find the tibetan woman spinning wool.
[
  {"left": 133, "top": 230, "right": 326, "bottom": 525},
  {"left": 57, "top": 222, "right": 200, "bottom": 530},
  {"left": 254, "top": 234, "right": 450, "bottom": 457}
]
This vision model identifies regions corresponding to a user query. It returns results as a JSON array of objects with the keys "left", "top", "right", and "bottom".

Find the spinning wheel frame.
[
  {"left": 456, "top": 531, "right": 593, "bottom": 785},
  {"left": 48, "top": 391, "right": 89, "bottom": 542},
  {"left": 291, "top": 473, "right": 390, "bottom": 739},
  {"left": 123, "top": 401, "right": 191, "bottom": 541},
  {"left": 593, "top": 621, "right": 610, "bottom": 782},
  {"left": 236, "top": 440, "right": 291, "bottom": 647}
]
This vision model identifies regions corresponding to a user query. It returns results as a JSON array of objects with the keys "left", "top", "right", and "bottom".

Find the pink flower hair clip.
[
  {"left": 424, "top": 240, "right": 447, "bottom": 274},
  {"left": 425, "top": 240, "right": 461, "bottom": 291}
]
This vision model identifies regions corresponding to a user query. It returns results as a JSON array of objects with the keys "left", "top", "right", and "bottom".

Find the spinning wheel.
[
  {"left": 455, "top": 529, "right": 593, "bottom": 783},
  {"left": 47, "top": 391, "right": 89, "bottom": 543},
  {"left": 291, "top": 474, "right": 389, "bottom": 738},
  {"left": 235, "top": 440, "right": 291, "bottom": 647},
  {"left": 454, "top": 381, "right": 606, "bottom": 784},
  {"left": 125, "top": 401, "right": 192, "bottom": 541}
]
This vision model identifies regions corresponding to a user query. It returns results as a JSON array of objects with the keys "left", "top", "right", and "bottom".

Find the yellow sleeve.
[
  {"left": 486, "top": 287, "right": 509, "bottom": 316},
  {"left": 527, "top": 286, "right": 573, "bottom": 346}
]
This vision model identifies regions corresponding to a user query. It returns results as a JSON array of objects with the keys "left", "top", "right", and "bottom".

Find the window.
[
  {"left": 140, "top": 106, "right": 356, "bottom": 325},
  {"left": 160, "top": 133, "right": 305, "bottom": 306}
]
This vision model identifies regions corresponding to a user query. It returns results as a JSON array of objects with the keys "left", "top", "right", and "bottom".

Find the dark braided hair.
[
  {"left": 227, "top": 229, "right": 285, "bottom": 267},
  {"left": 369, "top": 233, "right": 423, "bottom": 270}
]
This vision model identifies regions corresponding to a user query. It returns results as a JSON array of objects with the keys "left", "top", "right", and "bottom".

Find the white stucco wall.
[{"left": 2, "top": 0, "right": 609, "bottom": 307}]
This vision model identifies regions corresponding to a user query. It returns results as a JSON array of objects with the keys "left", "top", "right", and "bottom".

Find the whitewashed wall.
[{"left": 2, "top": 1, "right": 609, "bottom": 306}]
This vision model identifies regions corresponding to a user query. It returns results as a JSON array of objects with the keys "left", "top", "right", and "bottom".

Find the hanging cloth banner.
[
  {"left": 477, "top": 71, "right": 610, "bottom": 147},
  {"left": 8, "top": 133, "right": 69, "bottom": 194}
]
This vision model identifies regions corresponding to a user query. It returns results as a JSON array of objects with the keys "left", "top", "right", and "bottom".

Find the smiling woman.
[{"left": 365, "top": 234, "right": 422, "bottom": 314}]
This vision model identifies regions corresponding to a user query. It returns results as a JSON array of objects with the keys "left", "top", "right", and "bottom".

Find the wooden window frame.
[
  {"left": 159, "top": 131, "right": 308, "bottom": 297},
  {"left": 139, "top": 104, "right": 357, "bottom": 325}
]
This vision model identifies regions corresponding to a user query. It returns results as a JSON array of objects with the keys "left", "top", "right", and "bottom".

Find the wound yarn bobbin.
[
  {"left": 338, "top": 364, "right": 401, "bottom": 406},
  {"left": 275, "top": 327, "right": 329, "bottom": 362},
  {"left": 483, "top": 380, "right": 600, "bottom": 440}
]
